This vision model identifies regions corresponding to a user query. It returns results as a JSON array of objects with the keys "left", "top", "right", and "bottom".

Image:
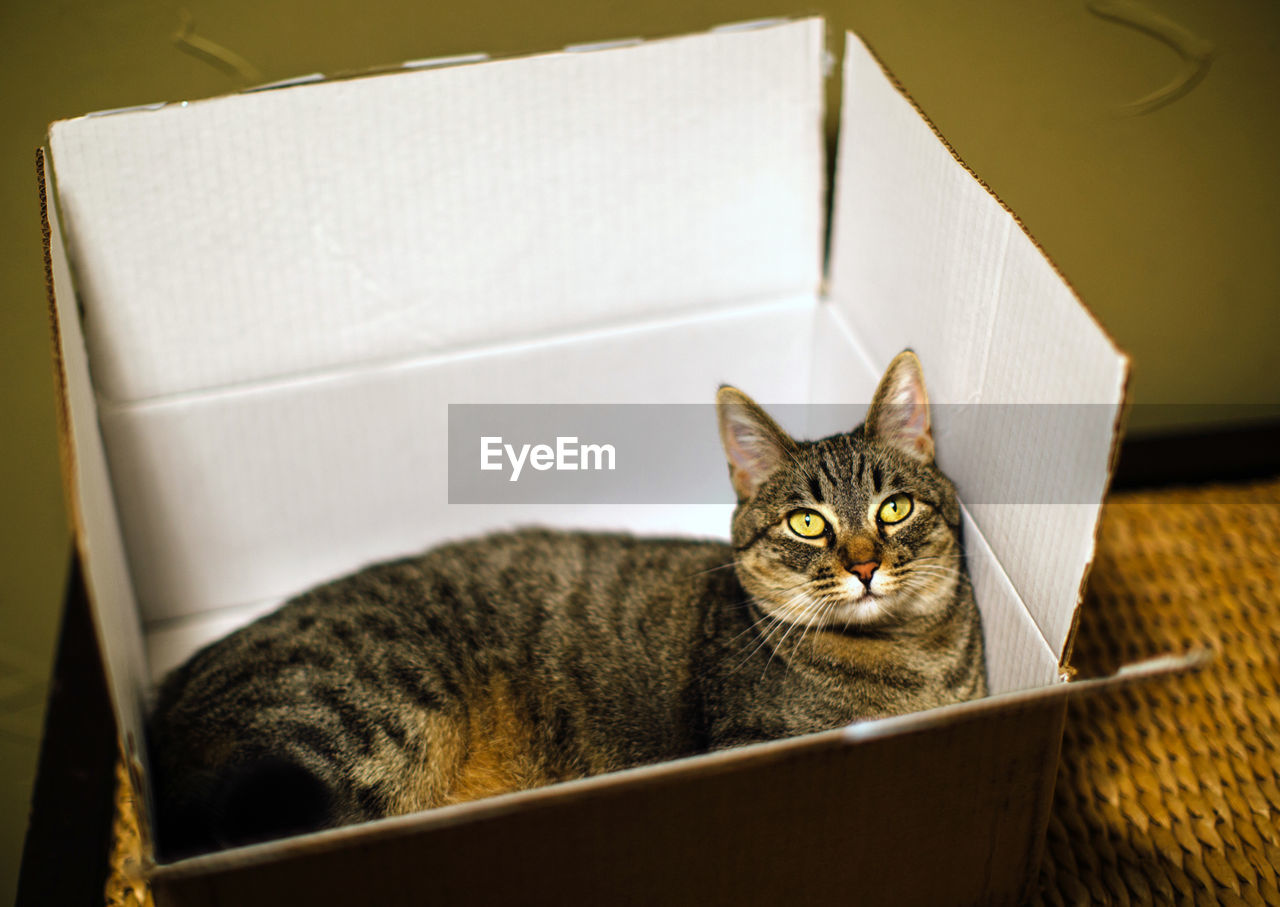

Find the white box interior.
[{"left": 45, "top": 18, "right": 1126, "bottom": 792}]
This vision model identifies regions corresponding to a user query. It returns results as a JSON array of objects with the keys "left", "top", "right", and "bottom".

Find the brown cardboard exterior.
[
  {"left": 150, "top": 696, "right": 1069, "bottom": 907},
  {"left": 140, "top": 658, "right": 1204, "bottom": 906},
  {"left": 36, "top": 18, "right": 1198, "bottom": 906}
]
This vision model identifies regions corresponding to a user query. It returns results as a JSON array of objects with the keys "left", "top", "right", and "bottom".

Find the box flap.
[
  {"left": 38, "top": 150, "right": 153, "bottom": 823},
  {"left": 47, "top": 18, "right": 825, "bottom": 405},
  {"left": 843, "top": 649, "right": 1207, "bottom": 743},
  {"left": 826, "top": 33, "right": 1129, "bottom": 662},
  {"left": 147, "top": 650, "right": 1204, "bottom": 904}
]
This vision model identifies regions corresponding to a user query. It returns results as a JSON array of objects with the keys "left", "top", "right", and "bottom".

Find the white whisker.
[
  {"left": 760, "top": 593, "right": 811, "bottom": 679},
  {"left": 685, "top": 561, "right": 737, "bottom": 577},
  {"left": 786, "top": 596, "right": 836, "bottom": 677},
  {"left": 904, "top": 566, "right": 964, "bottom": 579},
  {"left": 730, "top": 589, "right": 813, "bottom": 673}
]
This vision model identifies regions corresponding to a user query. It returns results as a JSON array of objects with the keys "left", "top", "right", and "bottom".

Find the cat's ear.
[
  {"left": 717, "top": 387, "right": 797, "bottom": 501},
  {"left": 865, "top": 350, "right": 935, "bottom": 463}
]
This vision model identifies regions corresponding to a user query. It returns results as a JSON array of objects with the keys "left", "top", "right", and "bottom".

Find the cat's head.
[{"left": 717, "top": 351, "right": 963, "bottom": 632}]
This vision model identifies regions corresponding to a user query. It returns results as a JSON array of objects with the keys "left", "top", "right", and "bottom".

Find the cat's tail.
[{"left": 153, "top": 749, "right": 343, "bottom": 860}]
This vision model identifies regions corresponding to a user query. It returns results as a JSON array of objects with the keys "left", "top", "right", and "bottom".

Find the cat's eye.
[
  {"left": 787, "top": 510, "right": 827, "bottom": 539},
  {"left": 878, "top": 493, "right": 913, "bottom": 525}
]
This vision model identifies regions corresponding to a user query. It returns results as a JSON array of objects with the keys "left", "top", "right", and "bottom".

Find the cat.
[{"left": 148, "top": 350, "right": 987, "bottom": 858}]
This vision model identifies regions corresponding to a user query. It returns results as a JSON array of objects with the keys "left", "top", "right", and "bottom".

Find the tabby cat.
[{"left": 149, "top": 350, "right": 986, "bottom": 858}]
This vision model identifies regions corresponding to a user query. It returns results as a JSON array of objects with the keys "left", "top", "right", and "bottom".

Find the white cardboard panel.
[
  {"left": 804, "top": 302, "right": 879, "bottom": 404},
  {"left": 804, "top": 307, "right": 1055, "bottom": 694},
  {"left": 146, "top": 598, "right": 286, "bottom": 685},
  {"left": 45, "top": 175, "right": 152, "bottom": 762},
  {"left": 827, "top": 33, "right": 1127, "bottom": 660},
  {"left": 99, "top": 297, "right": 818, "bottom": 624},
  {"left": 48, "top": 19, "right": 825, "bottom": 405},
  {"left": 142, "top": 492, "right": 1053, "bottom": 697},
  {"left": 962, "top": 508, "right": 1058, "bottom": 693},
  {"left": 960, "top": 238, "right": 1126, "bottom": 654},
  {"left": 826, "top": 37, "right": 1013, "bottom": 407}
]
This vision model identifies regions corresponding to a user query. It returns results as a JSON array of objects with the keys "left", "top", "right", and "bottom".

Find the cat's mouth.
[
  {"left": 752, "top": 576, "right": 904, "bottom": 632},
  {"left": 819, "top": 589, "right": 893, "bottom": 629},
  {"left": 840, "top": 590, "right": 879, "bottom": 612},
  {"left": 842, "top": 575, "right": 887, "bottom": 607},
  {"left": 754, "top": 588, "right": 900, "bottom": 636}
]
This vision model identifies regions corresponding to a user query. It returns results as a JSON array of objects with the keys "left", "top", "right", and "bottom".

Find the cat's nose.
[{"left": 850, "top": 561, "right": 879, "bottom": 586}]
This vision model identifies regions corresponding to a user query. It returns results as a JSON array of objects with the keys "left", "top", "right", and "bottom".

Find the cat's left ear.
[
  {"left": 717, "top": 387, "right": 797, "bottom": 502},
  {"left": 866, "top": 350, "right": 935, "bottom": 463}
]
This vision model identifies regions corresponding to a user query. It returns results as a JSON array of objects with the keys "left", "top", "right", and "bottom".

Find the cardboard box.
[{"left": 39, "top": 17, "right": 1197, "bottom": 904}]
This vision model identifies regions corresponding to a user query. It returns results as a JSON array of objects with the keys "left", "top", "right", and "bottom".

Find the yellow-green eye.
[
  {"left": 878, "top": 493, "right": 913, "bottom": 524},
  {"left": 787, "top": 510, "right": 827, "bottom": 539}
]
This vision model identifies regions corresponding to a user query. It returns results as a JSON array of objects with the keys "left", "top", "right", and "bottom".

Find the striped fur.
[{"left": 149, "top": 351, "right": 986, "bottom": 857}]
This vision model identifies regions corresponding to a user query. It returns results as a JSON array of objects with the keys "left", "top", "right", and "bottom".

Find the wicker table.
[{"left": 1033, "top": 479, "right": 1280, "bottom": 905}]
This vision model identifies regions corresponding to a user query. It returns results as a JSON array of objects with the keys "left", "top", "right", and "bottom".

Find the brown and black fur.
[{"left": 149, "top": 350, "right": 987, "bottom": 858}]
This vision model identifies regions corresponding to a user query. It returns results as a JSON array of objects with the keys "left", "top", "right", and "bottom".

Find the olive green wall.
[{"left": 3, "top": 0, "right": 1277, "bottom": 897}]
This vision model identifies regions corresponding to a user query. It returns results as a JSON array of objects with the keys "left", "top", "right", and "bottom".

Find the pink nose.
[{"left": 851, "top": 561, "right": 879, "bottom": 585}]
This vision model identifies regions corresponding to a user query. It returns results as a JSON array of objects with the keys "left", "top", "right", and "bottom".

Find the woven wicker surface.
[
  {"left": 104, "top": 479, "right": 1280, "bottom": 906},
  {"left": 1031, "top": 478, "right": 1280, "bottom": 906},
  {"left": 105, "top": 760, "right": 153, "bottom": 907}
]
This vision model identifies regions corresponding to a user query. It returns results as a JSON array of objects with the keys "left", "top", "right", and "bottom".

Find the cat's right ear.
[
  {"left": 717, "top": 387, "right": 796, "bottom": 502},
  {"left": 865, "top": 350, "right": 935, "bottom": 463}
]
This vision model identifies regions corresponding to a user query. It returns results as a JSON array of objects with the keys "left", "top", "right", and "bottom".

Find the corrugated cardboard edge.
[
  {"left": 68, "top": 17, "right": 810, "bottom": 121},
  {"left": 1060, "top": 376, "right": 1134, "bottom": 672},
  {"left": 36, "top": 148, "right": 81, "bottom": 543},
  {"left": 841, "top": 34, "right": 1133, "bottom": 674}
]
